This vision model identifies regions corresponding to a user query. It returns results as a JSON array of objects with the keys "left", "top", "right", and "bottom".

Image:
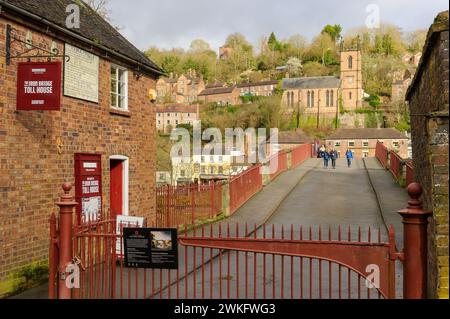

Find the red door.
[{"left": 110, "top": 160, "right": 123, "bottom": 219}]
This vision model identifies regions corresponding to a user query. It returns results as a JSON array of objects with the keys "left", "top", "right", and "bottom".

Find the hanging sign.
[
  {"left": 123, "top": 228, "right": 178, "bottom": 269},
  {"left": 16, "top": 61, "right": 62, "bottom": 111}
]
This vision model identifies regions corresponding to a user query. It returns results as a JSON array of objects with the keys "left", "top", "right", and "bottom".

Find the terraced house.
[{"left": 0, "top": 0, "right": 163, "bottom": 297}]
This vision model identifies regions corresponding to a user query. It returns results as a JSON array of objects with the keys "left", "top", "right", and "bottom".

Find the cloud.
[{"left": 107, "top": 0, "right": 448, "bottom": 51}]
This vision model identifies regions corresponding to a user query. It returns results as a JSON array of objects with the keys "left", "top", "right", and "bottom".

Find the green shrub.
[{"left": 11, "top": 263, "right": 48, "bottom": 295}]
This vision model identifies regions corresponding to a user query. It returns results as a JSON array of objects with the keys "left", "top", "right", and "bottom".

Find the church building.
[{"left": 282, "top": 49, "right": 363, "bottom": 116}]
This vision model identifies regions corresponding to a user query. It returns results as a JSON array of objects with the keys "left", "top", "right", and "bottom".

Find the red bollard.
[
  {"left": 55, "top": 183, "right": 78, "bottom": 299},
  {"left": 398, "top": 183, "right": 432, "bottom": 299}
]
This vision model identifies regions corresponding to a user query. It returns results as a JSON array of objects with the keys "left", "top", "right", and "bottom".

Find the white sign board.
[
  {"left": 116, "top": 215, "right": 145, "bottom": 255},
  {"left": 82, "top": 196, "right": 101, "bottom": 221},
  {"left": 64, "top": 43, "right": 99, "bottom": 103}
]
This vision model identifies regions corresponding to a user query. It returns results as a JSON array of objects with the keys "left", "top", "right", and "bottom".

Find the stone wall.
[
  {"left": 406, "top": 11, "right": 449, "bottom": 299},
  {"left": 0, "top": 19, "right": 157, "bottom": 296}
]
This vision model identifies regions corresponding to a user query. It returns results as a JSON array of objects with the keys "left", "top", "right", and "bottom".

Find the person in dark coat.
[
  {"left": 323, "top": 149, "right": 330, "bottom": 169},
  {"left": 330, "top": 149, "right": 338, "bottom": 169}
]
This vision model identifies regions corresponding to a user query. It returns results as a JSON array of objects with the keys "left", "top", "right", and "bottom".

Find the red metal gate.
[{"left": 49, "top": 183, "right": 431, "bottom": 299}]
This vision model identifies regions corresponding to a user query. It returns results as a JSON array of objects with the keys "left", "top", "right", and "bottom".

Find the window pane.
[
  {"left": 111, "top": 79, "right": 117, "bottom": 94},
  {"left": 119, "top": 95, "right": 126, "bottom": 109},
  {"left": 111, "top": 93, "right": 117, "bottom": 107},
  {"left": 118, "top": 82, "right": 127, "bottom": 96},
  {"left": 110, "top": 67, "right": 117, "bottom": 80},
  {"left": 119, "top": 69, "right": 127, "bottom": 82}
]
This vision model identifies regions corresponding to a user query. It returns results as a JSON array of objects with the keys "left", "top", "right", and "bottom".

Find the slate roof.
[
  {"left": 205, "top": 83, "right": 225, "bottom": 89},
  {"left": 2, "top": 0, "right": 164, "bottom": 76},
  {"left": 282, "top": 76, "right": 341, "bottom": 90},
  {"left": 198, "top": 86, "right": 236, "bottom": 96},
  {"left": 237, "top": 80, "right": 279, "bottom": 88},
  {"left": 326, "top": 128, "right": 408, "bottom": 140}
]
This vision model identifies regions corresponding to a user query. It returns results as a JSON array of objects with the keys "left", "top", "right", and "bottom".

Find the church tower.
[{"left": 340, "top": 49, "right": 363, "bottom": 110}]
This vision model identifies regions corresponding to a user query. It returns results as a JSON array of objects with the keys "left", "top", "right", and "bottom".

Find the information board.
[
  {"left": 74, "top": 153, "right": 102, "bottom": 224},
  {"left": 64, "top": 43, "right": 99, "bottom": 103},
  {"left": 116, "top": 215, "right": 145, "bottom": 255},
  {"left": 123, "top": 228, "right": 178, "bottom": 269},
  {"left": 16, "top": 61, "right": 62, "bottom": 111}
]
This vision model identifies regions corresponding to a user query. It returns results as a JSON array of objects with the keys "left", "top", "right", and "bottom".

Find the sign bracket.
[{"left": 6, "top": 24, "right": 70, "bottom": 65}]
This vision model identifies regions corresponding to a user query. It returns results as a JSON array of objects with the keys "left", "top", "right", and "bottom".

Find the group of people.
[{"left": 318, "top": 145, "right": 353, "bottom": 169}]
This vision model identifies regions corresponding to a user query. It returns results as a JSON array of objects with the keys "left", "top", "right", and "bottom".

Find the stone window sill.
[{"left": 110, "top": 108, "right": 131, "bottom": 117}]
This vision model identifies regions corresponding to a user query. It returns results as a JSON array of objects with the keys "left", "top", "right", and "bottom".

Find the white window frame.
[
  {"left": 110, "top": 64, "right": 129, "bottom": 111},
  {"left": 362, "top": 140, "right": 369, "bottom": 148},
  {"left": 335, "top": 141, "right": 341, "bottom": 147},
  {"left": 348, "top": 140, "right": 355, "bottom": 147},
  {"left": 392, "top": 140, "right": 400, "bottom": 148}
]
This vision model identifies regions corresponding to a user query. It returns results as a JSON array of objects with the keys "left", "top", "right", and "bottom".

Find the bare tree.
[{"left": 83, "top": 0, "right": 111, "bottom": 20}]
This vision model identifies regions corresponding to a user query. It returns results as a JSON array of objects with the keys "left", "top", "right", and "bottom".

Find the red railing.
[
  {"left": 51, "top": 182, "right": 431, "bottom": 300},
  {"left": 229, "top": 164, "right": 263, "bottom": 215},
  {"left": 375, "top": 141, "right": 389, "bottom": 168},
  {"left": 69, "top": 221, "right": 397, "bottom": 299},
  {"left": 291, "top": 144, "right": 312, "bottom": 168},
  {"left": 156, "top": 183, "right": 222, "bottom": 228},
  {"left": 389, "top": 151, "right": 402, "bottom": 181},
  {"left": 269, "top": 151, "right": 288, "bottom": 180},
  {"left": 405, "top": 161, "right": 414, "bottom": 187}
]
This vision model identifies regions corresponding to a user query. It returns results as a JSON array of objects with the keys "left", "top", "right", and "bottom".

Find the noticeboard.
[
  {"left": 16, "top": 61, "right": 62, "bottom": 111},
  {"left": 116, "top": 215, "right": 145, "bottom": 256},
  {"left": 64, "top": 43, "right": 99, "bottom": 103},
  {"left": 123, "top": 228, "right": 178, "bottom": 269},
  {"left": 74, "top": 153, "right": 102, "bottom": 224}
]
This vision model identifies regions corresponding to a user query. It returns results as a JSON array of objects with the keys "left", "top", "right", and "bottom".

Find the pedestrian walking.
[
  {"left": 330, "top": 149, "right": 338, "bottom": 169},
  {"left": 323, "top": 149, "right": 330, "bottom": 168},
  {"left": 345, "top": 149, "right": 353, "bottom": 168},
  {"left": 318, "top": 144, "right": 326, "bottom": 158}
]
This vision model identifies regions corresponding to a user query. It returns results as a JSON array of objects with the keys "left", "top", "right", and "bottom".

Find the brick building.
[
  {"left": 391, "top": 69, "right": 413, "bottom": 102},
  {"left": 282, "top": 49, "right": 363, "bottom": 116},
  {"left": 325, "top": 128, "right": 409, "bottom": 158},
  {"left": 405, "top": 11, "right": 449, "bottom": 299},
  {"left": 198, "top": 86, "right": 240, "bottom": 106},
  {"left": 0, "top": 0, "right": 163, "bottom": 296},
  {"left": 156, "top": 70, "right": 205, "bottom": 104},
  {"left": 156, "top": 103, "right": 199, "bottom": 133},
  {"left": 237, "top": 80, "right": 278, "bottom": 97}
]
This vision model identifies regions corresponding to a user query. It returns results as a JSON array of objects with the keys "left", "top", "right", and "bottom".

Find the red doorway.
[{"left": 110, "top": 159, "right": 124, "bottom": 219}]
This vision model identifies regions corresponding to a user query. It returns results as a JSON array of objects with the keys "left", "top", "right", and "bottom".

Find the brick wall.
[
  {"left": 406, "top": 11, "right": 449, "bottom": 299},
  {"left": 200, "top": 89, "right": 240, "bottom": 105},
  {"left": 0, "top": 19, "right": 157, "bottom": 295}
]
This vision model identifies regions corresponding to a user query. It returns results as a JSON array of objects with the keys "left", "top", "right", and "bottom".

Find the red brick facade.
[
  {"left": 406, "top": 11, "right": 449, "bottom": 299},
  {"left": 0, "top": 15, "right": 158, "bottom": 295}
]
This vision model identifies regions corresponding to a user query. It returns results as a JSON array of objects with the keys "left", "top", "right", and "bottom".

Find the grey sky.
[{"left": 107, "top": 0, "right": 448, "bottom": 52}]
